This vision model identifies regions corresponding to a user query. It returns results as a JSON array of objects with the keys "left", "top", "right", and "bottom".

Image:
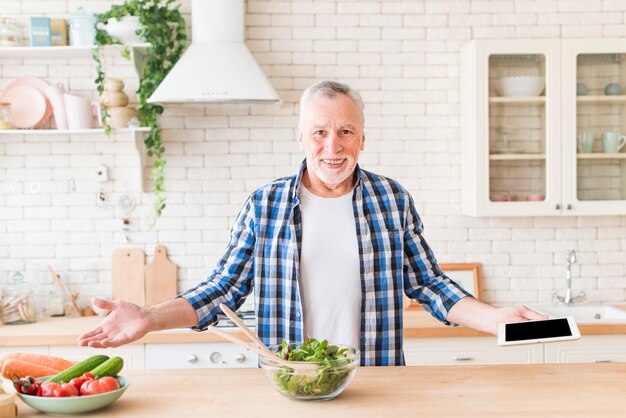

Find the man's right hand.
[{"left": 78, "top": 297, "right": 151, "bottom": 348}]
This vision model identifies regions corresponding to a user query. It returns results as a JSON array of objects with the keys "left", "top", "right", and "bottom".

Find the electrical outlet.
[{"left": 95, "top": 164, "right": 109, "bottom": 182}]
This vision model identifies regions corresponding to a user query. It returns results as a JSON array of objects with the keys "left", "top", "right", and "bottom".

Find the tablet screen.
[{"left": 505, "top": 318, "right": 572, "bottom": 342}]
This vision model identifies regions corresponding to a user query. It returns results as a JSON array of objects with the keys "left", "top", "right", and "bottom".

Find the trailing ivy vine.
[{"left": 93, "top": 0, "right": 187, "bottom": 218}]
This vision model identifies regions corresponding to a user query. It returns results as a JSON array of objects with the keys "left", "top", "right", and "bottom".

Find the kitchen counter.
[
  {"left": 2, "top": 310, "right": 626, "bottom": 346},
  {"left": 15, "top": 363, "right": 626, "bottom": 417}
]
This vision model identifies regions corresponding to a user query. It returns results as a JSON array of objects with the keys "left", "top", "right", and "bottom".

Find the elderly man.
[{"left": 79, "top": 80, "right": 544, "bottom": 366}]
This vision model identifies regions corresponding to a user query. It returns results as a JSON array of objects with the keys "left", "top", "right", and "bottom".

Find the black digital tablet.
[{"left": 497, "top": 317, "right": 581, "bottom": 346}]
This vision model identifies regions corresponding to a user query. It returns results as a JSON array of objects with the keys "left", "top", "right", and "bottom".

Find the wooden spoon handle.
[
  {"left": 219, "top": 303, "right": 275, "bottom": 357},
  {"left": 206, "top": 326, "right": 268, "bottom": 358}
]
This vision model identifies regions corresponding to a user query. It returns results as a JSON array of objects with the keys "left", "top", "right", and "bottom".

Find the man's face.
[{"left": 298, "top": 94, "right": 365, "bottom": 191}]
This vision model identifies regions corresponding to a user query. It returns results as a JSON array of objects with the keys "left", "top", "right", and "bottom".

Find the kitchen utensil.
[
  {"left": 604, "top": 82, "right": 622, "bottom": 96},
  {"left": 68, "top": 7, "right": 97, "bottom": 46},
  {"left": 112, "top": 249, "right": 145, "bottom": 306},
  {"left": 601, "top": 132, "right": 626, "bottom": 153},
  {"left": 259, "top": 343, "right": 359, "bottom": 401},
  {"left": 47, "top": 265, "right": 80, "bottom": 316},
  {"left": 219, "top": 303, "right": 275, "bottom": 358},
  {"left": 2, "top": 86, "right": 47, "bottom": 129},
  {"left": 144, "top": 245, "right": 178, "bottom": 306},
  {"left": 576, "top": 132, "right": 594, "bottom": 153},
  {"left": 44, "top": 83, "right": 68, "bottom": 129},
  {"left": 2, "top": 77, "right": 53, "bottom": 126},
  {"left": 495, "top": 75, "right": 545, "bottom": 97},
  {"left": 64, "top": 94, "right": 98, "bottom": 129},
  {"left": 17, "top": 376, "right": 129, "bottom": 414}
]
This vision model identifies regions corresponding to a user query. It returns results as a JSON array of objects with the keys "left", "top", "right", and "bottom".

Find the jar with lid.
[
  {"left": 1, "top": 272, "right": 37, "bottom": 325},
  {"left": 68, "top": 8, "right": 97, "bottom": 46},
  {"left": 0, "top": 102, "right": 12, "bottom": 130},
  {"left": 0, "top": 17, "right": 22, "bottom": 47}
]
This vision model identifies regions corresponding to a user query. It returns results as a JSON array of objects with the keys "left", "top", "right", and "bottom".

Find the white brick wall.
[{"left": 1, "top": 0, "right": 626, "bottom": 315}]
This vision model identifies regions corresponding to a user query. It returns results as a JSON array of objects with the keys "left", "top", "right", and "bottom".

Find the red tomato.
[
  {"left": 41, "top": 382, "right": 60, "bottom": 397},
  {"left": 80, "top": 376, "right": 120, "bottom": 396},
  {"left": 61, "top": 383, "right": 79, "bottom": 397},
  {"left": 69, "top": 377, "right": 86, "bottom": 391},
  {"left": 52, "top": 387, "right": 69, "bottom": 397},
  {"left": 82, "top": 372, "right": 95, "bottom": 381}
]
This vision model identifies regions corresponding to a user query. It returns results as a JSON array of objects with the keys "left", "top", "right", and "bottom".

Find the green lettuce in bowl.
[{"left": 259, "top": 339, "right": 359, "bottom": 401}]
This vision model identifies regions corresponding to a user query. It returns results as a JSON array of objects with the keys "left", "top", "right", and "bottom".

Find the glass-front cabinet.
[{"left": 462, "top": 39, "right": 626, "bottom": 217}]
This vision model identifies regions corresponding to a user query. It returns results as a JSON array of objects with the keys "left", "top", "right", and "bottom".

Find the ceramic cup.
[
  {"left": 576, "top": 131, "right": 594, "bottom": 153},
  {"left": 44, "top": 84, "right": 68, "bottom": 130},
  {"left": 601, "top": 132, "right": 626, "bottom": 153},
  {"left": 64, "top": 94, "right": 97, "bottom": 129}
]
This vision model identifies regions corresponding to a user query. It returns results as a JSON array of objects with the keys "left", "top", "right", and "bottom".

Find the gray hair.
[{"left": 298, "top": 80, "right": 365, "bottom": 129}]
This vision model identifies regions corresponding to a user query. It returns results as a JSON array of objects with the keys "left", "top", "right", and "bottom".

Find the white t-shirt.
[{"left": 298, "top": 184, "right": 361, "bottom": 349}]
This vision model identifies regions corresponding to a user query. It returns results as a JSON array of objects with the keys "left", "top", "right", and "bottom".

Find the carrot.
[
  {"left": 1, "top": 358, "right": 61, "bottom": 381},
  {"left": 0, "top": 352, "right": 74, "bottom": 372}
]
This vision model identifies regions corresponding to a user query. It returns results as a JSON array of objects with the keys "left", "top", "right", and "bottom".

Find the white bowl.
[{"left": 495, "top": 75, "right": 545, "bottom": 97}]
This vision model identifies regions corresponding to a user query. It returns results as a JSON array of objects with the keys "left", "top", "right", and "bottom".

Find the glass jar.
[
  {"left": 0, "top": 17, "right": 22, "bottom": 47},
  {"left": 1, "top": 272, "right": 37, "bottom": 325},
  {"left": 68, "top": 8, "right": 97, "bottom": 46},
  {"left": 0, "top": 102, "right": 12, "bottom": 130}
]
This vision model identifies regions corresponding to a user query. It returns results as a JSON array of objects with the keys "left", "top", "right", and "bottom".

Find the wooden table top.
[{"left": 14, "top": 363, "right": 626, "bottom": 417}]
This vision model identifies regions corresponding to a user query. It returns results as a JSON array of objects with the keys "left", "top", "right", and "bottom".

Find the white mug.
[
  {"left": 63, "top": 94, "right": 98, "bottom": 130},
  {"left": 601, "top": 132, "right": 626, "bottom": 154}
]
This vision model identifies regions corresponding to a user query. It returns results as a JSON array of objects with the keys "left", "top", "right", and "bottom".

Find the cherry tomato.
[
  {"left": 80, "top": 376, "right": 120, "bottom": 396},
  {"left": 82, "top": 372, "right": 95, "bottom": 381},
  {"left": 52, "top": 386, "right": 70, "bottom": 397},
  {"left": 41, "top": 382, "right": 60, "bottom": 397},
  {"left": 69, "top": 376, "right": 86, "bottom": 391},
  {"left": 61, "top": 383, "right": 79, "bottom": 397}
]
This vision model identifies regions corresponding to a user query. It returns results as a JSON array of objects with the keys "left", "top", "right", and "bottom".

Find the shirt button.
[{"left": 295, "top": 312, "right": 301, "bottom": 318}]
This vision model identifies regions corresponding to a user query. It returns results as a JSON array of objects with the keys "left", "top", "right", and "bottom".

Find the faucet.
[{"left": 553, "top": 250, "right": 586, "bottom": 306}]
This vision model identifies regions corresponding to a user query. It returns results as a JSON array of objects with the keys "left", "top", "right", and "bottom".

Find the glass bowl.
[{"left": 259, "top": 344, "right": 360, "bottom": 401}]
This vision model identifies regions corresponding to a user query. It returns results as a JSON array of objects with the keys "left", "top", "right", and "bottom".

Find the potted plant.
[{"left": 93, "top": 0, "right": 187, "bottom": 218}]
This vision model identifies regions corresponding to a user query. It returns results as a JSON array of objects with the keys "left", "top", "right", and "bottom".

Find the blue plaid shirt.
[{"left": 181, "top": 161, "right": 471, "bottom": 366}]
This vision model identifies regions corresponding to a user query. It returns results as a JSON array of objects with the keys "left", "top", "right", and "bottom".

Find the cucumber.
[
  {"left": 89, "top": 356, "right": 124, "bottom": 378},
  {"left": 45, "top": 354, "right": 110, "bottom": 383}
]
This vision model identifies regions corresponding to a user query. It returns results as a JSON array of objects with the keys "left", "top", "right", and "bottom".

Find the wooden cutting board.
[
  {"left": 144, "top": 245, "right": 178, "bottom": 306},
  {"left": 112, "top": 248, "right": 146, "bottom": 306}
]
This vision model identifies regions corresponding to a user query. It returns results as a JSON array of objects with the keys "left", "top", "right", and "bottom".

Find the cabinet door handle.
[
  {"left": 555, "top": 204, "right": 561, "bottom": 210},
  {"left": 566, "top": 204, "right": 572, "bottom": 210},
  {"left": 593, "top": 359, "right": 615, "bottom": 363},
  {"left": 187, "top": 354, "right": 198, "bottom": 364},
  {"left": 451, "top": 356, "right": 474, "bottom": 361}
]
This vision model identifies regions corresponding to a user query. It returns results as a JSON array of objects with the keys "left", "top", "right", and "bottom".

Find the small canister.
[
  {"left": 0, "top": 17, "right": 22, "bottom": 47},
  {"left": 67, "top": 7, "right": 97, "bottom": 46},
  {"left": 1, "top": 272, "right": 37, "bottom": 325},
  {"left": 0, "top": 102, "right": 12, "bottom": 129}
]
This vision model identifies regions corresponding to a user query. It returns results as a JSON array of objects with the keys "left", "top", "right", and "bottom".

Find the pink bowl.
[{"left": 526, "top": 194, "right": 545, "bottom": 201}]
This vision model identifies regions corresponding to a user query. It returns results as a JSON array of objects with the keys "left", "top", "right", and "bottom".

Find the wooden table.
[{"left": 15, "top": 363, "right": 626, "bottom": 417}]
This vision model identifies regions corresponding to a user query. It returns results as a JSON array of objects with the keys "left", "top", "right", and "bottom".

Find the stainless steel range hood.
[{"left": 148, "top": 0, "right": 279, "bottom": 104}]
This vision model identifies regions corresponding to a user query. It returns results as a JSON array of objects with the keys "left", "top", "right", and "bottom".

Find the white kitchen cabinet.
[
  {"left": 544, "top": 335, "right": 626, "bottom": 364},
  {"left": 144, "top": 343, "right": 258, "bottom": 369},
  {"left": 404, "top": 337, "right": 544, "bottom": 365},
  {"left": 48, "top": 344, "right": 145, "bottom": 370},
  {"left": 461, "top": 38, "right": 626, "bottom": 217}
]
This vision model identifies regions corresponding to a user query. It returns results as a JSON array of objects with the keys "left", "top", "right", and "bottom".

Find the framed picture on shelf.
[{"left": 404, "top": 263, "right": 482, "bottom": 310}]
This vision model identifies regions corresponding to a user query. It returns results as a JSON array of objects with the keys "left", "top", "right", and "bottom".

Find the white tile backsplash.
[{"left": 1, "top": 0, "right": 626, "bottom": 307}]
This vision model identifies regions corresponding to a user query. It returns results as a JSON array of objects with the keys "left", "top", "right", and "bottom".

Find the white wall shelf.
[
  {"left": 489, "top": 153, "right": 546, "bottom": 160},
  {"left": 489, "top": 96, "right": 546, "bottom": 104},
  {"left": 0, "top": 127, "right": 150, "bottom": 135},
  {"left": 0, "top": 44, "right": 149, "bottom": 59}
]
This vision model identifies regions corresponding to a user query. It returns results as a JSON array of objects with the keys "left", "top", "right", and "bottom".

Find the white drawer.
[
  {"left": 404, "top": 337, "right": 544, "bottom": 365},
  {"left": 145, "top": 343, "right": 258, "bottom": 369},
  {"left": 544, "top": 335, "right": 626, "bottom": 363}
]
